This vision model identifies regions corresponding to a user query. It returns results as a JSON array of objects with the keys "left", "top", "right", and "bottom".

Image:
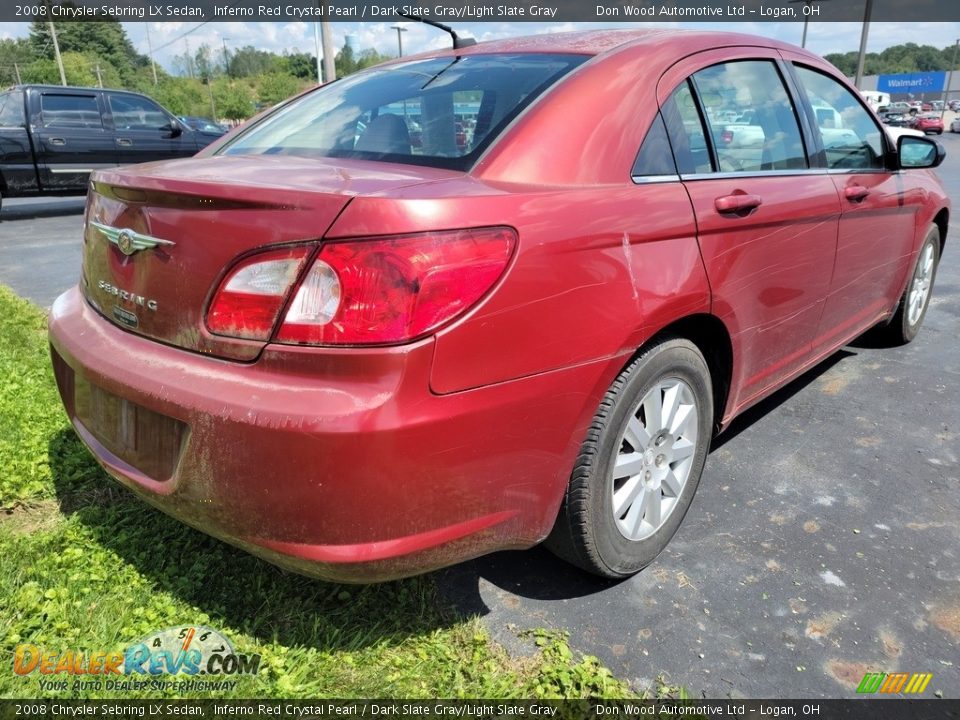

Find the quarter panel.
[{"left": 327, "top": 180, "right": 708, "bottom": 394}]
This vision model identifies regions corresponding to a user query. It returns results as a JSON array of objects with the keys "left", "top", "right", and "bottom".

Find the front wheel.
[
  {"left": 545, "top": 338, "right": 713, "bottom": 578},
  {"left": 879, "top": 225, "right": 940, "bottom": 346}
]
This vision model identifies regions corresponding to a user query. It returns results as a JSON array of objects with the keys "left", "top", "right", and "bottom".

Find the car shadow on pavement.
[
  {"left": 47, "top": 428, "right": 459, "bottom": 651},
  {"left": 436, "top": 347, "right": 859, "bottom": 614}
]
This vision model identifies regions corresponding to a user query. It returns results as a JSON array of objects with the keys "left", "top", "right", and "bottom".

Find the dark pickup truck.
[{"left": 0, "top": 85, "right": 224, "bottom": 209}]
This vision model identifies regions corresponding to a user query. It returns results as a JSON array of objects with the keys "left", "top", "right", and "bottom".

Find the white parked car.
[
  {"left": 951, "top": 117, "right": 960, "bottom": 133},
  {"left": 886, "top": 125, "right": 925, "bottom": 142}
]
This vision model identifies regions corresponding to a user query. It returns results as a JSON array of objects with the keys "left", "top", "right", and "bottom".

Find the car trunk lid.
[{"left": 81, "top": 155, "right": 458, "bottom": 361}]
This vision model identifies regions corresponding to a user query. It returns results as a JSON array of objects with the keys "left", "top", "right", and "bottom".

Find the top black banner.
[{"left": 2, "top": 0, "right": 958, "bottom": 24}]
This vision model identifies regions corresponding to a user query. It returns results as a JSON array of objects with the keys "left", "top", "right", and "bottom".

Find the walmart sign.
[{"left": 877, "top": 71, "right": 947, "bottom": 94}]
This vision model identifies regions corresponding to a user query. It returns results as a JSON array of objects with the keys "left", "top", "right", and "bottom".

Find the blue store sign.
[{"left": 877, "top": 71, "right": 947, "bottom": 94}]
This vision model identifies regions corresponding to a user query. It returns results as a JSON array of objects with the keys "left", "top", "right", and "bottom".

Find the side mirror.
[
  {"left": 898, "top": 135, "right": 944, "bottom": 169},
  {"left": 167, "top": 119, "right": 183, "bottom": 138}
]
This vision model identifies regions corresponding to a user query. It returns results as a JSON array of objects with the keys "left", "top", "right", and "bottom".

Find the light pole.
[
  {"left": 854, "top": 0, "right": 874, "bottom": 90},
  {"left": 391, "top": 24, "right": 408, "bottom": 57},
  {"left": 788, "top": 0, "right": 830, "bottom": 49}
]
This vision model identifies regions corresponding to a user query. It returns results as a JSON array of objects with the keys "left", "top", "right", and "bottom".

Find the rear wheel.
[
  {"left": 879, "top": 225, "right": 940, "bottom": 345},
  {"left": 545, "top": 338, "right": 713, "bottom": 578}
]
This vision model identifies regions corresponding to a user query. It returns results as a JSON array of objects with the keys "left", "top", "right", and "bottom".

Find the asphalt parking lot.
[{"left": 2, "top": 133, "right": 958, "bottom": 699}]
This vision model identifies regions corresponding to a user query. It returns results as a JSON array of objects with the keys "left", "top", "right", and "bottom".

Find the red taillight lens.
[
  {"left": 207, "top": 246, "right": 312, "bottom": 340},
  {"left": 276, "top": 227, "right": 516, "bottom": 346},
  {"left": 721, "top": 130, "right": 734, "bottom": 145}
]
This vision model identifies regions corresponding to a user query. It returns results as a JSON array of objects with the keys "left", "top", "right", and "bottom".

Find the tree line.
[
  {"left": 824, "top": 42, "right": 960, "bottom": 78},
  {"left": 0, "top": 20, "right": 391, "bottom": 120}
]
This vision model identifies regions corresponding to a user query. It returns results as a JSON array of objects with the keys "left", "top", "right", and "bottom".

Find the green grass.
[{"left": 0, "top": 285, "right": 676, "bottom": 700}]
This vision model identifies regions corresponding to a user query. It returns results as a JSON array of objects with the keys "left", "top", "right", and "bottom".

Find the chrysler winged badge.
[{"left": 90, "top": 220, "right": 176, "bottom": 257}]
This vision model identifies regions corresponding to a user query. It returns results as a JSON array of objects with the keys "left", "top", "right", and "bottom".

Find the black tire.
[
  {"left": 545, "top": 338, "right": 714, "bottom": 579},
  {"left": 878, "top": 225, "right": 940, "bottom": 346}
]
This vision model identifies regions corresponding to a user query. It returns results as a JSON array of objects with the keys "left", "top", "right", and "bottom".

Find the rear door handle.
[
  {"left": 844, "top": 185, "right": 869, "bottom": 202},
  {"left": 715, "top": 193, "right": 762, "bottom": 215},
  {"left": 116, "top": 138, "right": 133, "bottom": 146},
  {"left": 49, "top": 137, "right": 66, "bottom": 146}
]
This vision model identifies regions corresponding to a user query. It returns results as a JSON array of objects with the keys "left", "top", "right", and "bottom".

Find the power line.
[{"left": 150, "top": 21, "right": 212, "bottom": 55}]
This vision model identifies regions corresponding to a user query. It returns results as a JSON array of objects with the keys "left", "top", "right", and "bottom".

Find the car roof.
[{"left": 390, "top": 28, "right": 815, "bottom": 63}]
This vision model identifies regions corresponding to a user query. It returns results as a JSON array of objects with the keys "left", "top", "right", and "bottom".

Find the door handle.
[
  {"left": 49, "top": 137, "right": 65, "bottom": 146},
  {"left": 844, "top": 185, "right": 869, "bottom": 202},
  {"left": 116, "top": 138, "right": 133, "bottom": 146},
  {"left": 715, "top": 193, "right": 762, "bottom": 215}
]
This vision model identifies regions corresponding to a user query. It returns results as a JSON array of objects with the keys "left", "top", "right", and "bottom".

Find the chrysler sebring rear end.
[{"left": 48, "top": 31, "right": 948, "bottom": 582}]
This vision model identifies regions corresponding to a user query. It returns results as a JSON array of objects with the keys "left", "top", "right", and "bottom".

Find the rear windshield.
[{"left": 219, "top": 53, "right": 586, "bottom": 171}]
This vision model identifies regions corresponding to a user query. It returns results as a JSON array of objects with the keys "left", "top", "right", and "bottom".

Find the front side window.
[
  {"left": 793, "top": 65, "right": 885, "bottom": 170},
  {"left": 220, "top": 54, "right": 586, "bottom": 171},
  {"left": 692, "top": 60, "right": 808, "bottom": 173},
  {"left": 40, "top": 94, "right": 102, "bottom": 129},
  {"left": 0, "top": 91, "right": 25, "bottom": 127},
  {"left": 109, "top": 94, "right": 171, "bottom": 131}
]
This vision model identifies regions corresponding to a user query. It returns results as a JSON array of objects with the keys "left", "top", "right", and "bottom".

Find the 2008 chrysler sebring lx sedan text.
[{"left": 49, "top": 30, "right": 949, "bottom": 582}]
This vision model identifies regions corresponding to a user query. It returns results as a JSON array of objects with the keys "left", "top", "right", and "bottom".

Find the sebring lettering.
[{"left": 97, "top": 280, "right": 158, "bottom": 311}]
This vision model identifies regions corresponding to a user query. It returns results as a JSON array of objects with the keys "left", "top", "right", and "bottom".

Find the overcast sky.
[{"left": 2, "top": 21, "right": 959, "bottom": 73}]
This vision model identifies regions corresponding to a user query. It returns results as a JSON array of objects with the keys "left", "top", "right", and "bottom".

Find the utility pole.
[
  {"left": 221, "top": 37, "right": 230, "bottom": 75},
  {"left": 390, "top": 24, "right": 407, "bottom": 57},
  {"left": 313, "top": 23, "right": 322, "bottom": 84},
  {"left": 943, "top": 38, "right": 959, "bottom": 121},
  {"left": 145, "top": 23, "right": 158, "bottom": 84},
  {"left": 49, "top": 21, "right": 67, "bottom": 86},
  {"left": 14, "top": 63, "right": 22, "bottom": 84},
  {"left": 185, "top": 39, "right": 194, "bottom": 78},
  {"left": 321, "top": 21, "right": 335, "bottom": 83},
  {"left": 94, "top": 63, "right": 103, "bottom": 88},
  {"left": 206, "top": 80, "right": 217, "bottom": 121},
  {"left": 854, "top": 0, "right": 873, "bottom": 90}
]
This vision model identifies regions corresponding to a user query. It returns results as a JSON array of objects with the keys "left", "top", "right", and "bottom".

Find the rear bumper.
[{"left": 48, "top": 287, "right": 606, "bottom": 582}]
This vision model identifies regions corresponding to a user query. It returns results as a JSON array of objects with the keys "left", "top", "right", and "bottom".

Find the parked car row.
[
  {"left": 0, "top": 85, "right": 226, "bottom": 209},
  {"left": 878, "top": 109, "right": 943, "bottom": 135}
]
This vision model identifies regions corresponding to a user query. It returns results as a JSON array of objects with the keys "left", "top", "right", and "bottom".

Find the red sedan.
[
  {"left": 49, "top": 30, "right": 949, "bottom": 582},
  {"left": 912, "top": 113, "right": 945, "bottom": 134}
]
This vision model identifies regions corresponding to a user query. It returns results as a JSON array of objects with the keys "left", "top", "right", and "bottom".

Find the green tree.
[
  {"left": 285, "top": 52, "right": 317, "bottom": 80},
  {"left": 255, "top": 72, "right": 302, "bottom": 106},
  {"left": 0, "top": 38, "right": 38, "bottom": 85},
  {"left": 212, "top": 79, "right": 255, "bottom": 120},
  {"left": 227, "top": 46, "right": 280, "bottom": 78},
  {"left": 355, "top": 48, "right": 392, "bottom": 71},
  {"left": 29, "top": 20, "right": 147, "bottom": 82},
  {"left": 335, "top": 44, "right": 356, "bottom": 77}
]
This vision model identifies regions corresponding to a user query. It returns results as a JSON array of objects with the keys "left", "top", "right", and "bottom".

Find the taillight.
[
  {"left": 207, "top": 246, "right": 312, "bottom": 340},
  {"left": 277, "top": 227, "right": 515, "bottom": 346},
  {"left": 721, "top": 130, "right": 734, "bottom": 145}
]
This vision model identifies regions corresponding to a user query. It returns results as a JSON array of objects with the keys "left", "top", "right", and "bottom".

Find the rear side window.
[
  {"left": 220, "top": 54, "right": 586, "bottom": 171},
  {"left": 792, "top": 65, "right": 885, "bottom": 170},
  {"left": 662, "top": 81, "right": 714, "bottom": 175},
  {"left": 692, "top": 60, "right": 808, "bottom": 173},
  {"left": 40, "top": 93, "right": 102, "bottom": 129},
  {"left": 0, "top": 91, "right": 25, "bottom": 127},
  {"left": 632, "top": 113, "right": 678, "bottom": 178},
  {"left": 109, "top": 94, "right": 170, "bottom": 131}
]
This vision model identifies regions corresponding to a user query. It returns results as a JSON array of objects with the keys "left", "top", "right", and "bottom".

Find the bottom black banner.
[{"left": 0, "top": 700, "right": 958, "bottom": 720}]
